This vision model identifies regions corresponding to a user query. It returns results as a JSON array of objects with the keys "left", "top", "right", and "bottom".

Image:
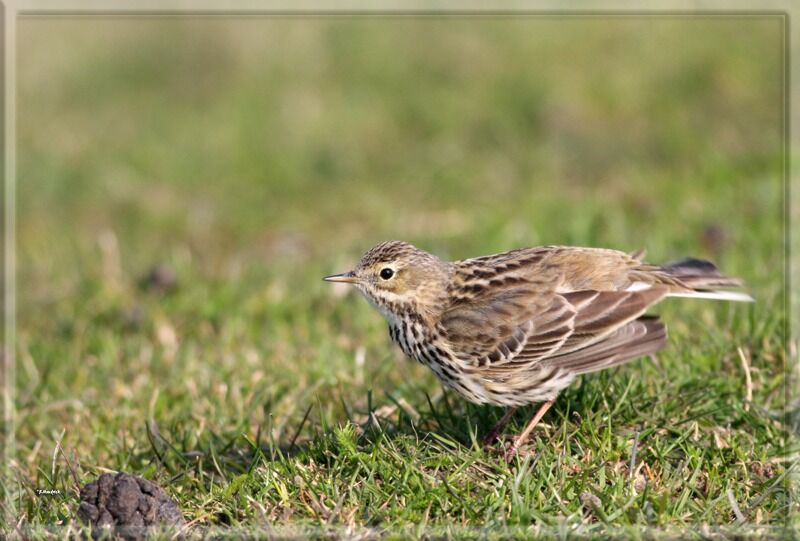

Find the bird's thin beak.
[{"left": 323, "top": 271, "right": 358, "bottom": 284}]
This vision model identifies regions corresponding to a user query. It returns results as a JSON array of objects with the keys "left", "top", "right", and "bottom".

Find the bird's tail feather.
[{"left": 659, "top": 258, "right": 753, "bottom": 302}]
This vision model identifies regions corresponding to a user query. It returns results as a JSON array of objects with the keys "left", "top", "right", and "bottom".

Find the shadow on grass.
[{"left": 140, "top": 381, "right": 611, "bottom": 481}]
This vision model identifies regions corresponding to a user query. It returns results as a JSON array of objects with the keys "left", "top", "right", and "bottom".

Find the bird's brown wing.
[
  {"left": 552, "top": 287, "right": 669, "bottom": 356},
  {"left": 440, "top": 248, "right": 667, "bottom": 371},
  {"left": 441, "top": 252, "right": 571, "bottom": 366},
  {"left": 440, "top": 292, "right": 576, "bottom": 366},
  {"left": 538, "top": 315, "right": 667, "bottom": 375}
]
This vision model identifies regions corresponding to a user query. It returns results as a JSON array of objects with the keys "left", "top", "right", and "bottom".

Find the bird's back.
[{"left": 429, "top": 245, "right": 750, "bottom": 406}]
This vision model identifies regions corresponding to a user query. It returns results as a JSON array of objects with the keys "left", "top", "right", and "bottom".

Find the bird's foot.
[
  {"left": 483, "top": 436, "right": 525, "bottom": 463},
  {"left": 503, "top": 441, "right": 521, "bottom": 463}
]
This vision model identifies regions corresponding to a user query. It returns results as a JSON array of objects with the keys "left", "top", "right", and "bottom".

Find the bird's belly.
[{"left": 389, "top": 323, "right": 574, "bottom": 406}]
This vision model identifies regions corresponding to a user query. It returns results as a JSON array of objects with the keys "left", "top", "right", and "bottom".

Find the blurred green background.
[
  {"left": 18, "top": 17, "right": 783, "bottom": 287},
  {"left": 14, "top": 16, "right": 787, "bottom": 530}
]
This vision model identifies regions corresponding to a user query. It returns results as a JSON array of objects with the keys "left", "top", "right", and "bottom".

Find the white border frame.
[{"left": 2, "top": 0, "right": 795, "bottom": 535}]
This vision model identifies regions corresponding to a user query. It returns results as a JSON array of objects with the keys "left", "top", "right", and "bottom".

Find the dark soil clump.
[{"left": 78, "top": 473, "right": 184, "bottom": 540}]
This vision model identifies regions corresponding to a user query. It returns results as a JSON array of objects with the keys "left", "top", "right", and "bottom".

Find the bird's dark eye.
[{"left": 380, "top": 268, "right": 394, "bottom": 280}]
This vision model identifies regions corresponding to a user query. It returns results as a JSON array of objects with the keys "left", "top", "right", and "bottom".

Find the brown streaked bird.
[{"left": 324, "top": 241, "right": 752, "bottom": 461}]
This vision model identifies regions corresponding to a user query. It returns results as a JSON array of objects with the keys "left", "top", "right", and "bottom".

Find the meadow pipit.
[{"left": 325, "top": 241, "right": 751, "bottom": 461}]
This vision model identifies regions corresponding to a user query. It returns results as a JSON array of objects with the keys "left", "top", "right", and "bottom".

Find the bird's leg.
[
  {"left": 504, "top": 400, "right": 554, "bottom": 463},
  {"left": 481, "top": 407, "right": 518, "bottom": 447}
]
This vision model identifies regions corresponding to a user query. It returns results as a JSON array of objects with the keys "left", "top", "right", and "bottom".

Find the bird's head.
[{"left": 324, "top": 240, "right": 450, "bottom": 321}]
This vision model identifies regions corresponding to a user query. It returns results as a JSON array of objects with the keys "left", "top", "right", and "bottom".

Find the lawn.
[{"left": 7, "top": 15, "right": 795, "bottom": 538}]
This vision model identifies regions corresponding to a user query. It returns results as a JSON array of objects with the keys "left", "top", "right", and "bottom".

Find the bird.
[{"left": 324, "top": 240, "right": 752, "bottom": 461}]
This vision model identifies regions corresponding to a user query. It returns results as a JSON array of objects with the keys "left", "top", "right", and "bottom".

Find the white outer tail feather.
[
  {"left": 626, "top": 281, "right": 754, "bottom": 302},
  {"left": 666, "top": 290, "right": 754, "bottom": 302}
]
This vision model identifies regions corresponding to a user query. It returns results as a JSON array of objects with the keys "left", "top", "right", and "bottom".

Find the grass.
[{"left": 7, "top": 15, "right": 796, "bottom": 538}]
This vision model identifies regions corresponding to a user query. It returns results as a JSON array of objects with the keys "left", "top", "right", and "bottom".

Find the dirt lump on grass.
[{"left": 77, "top": 472, "right": 184, "bottom": 540}]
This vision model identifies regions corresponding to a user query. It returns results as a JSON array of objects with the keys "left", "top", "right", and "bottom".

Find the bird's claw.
[{"left": 503, "top": 443, "right": 520, "bottom": 463}]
